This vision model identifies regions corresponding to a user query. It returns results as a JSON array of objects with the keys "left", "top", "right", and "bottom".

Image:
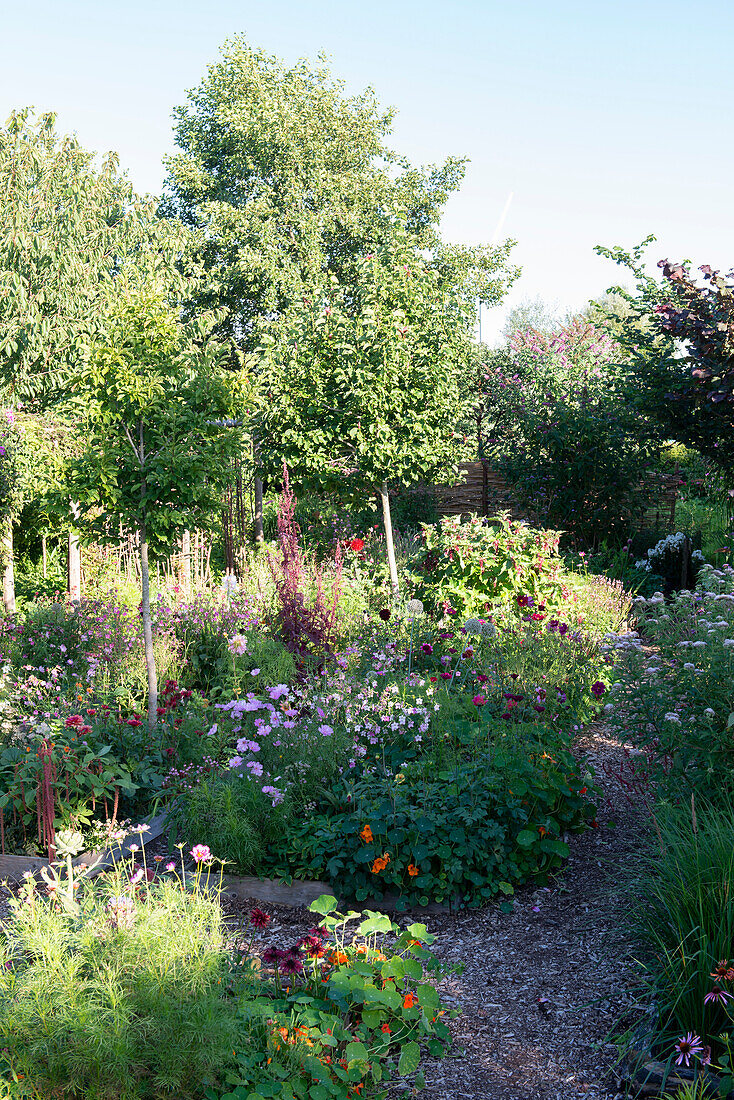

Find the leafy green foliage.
[
  {"left": 0, "top": 718, "right": 136, "bottom": 855},
  {"left": 218, "top": 898, "right": 456, "bottom": 1100},
  {"left": 255, "top": 235, "right": 503, "bottom": 502},
  {"left": 0, "top": 109, "right": 191, "bottom": 410},
  {"left": 69, "top": 290, "right": 248, "bottom": 557},
  {"left": 483, "top": 319, "right": 659, "bottom": 546},
  {"left": 630, "top": 798, "right": 734, "bottom": 1062},
  {"left": 283, "top": 731, "right": 595, "bottom": 908},
  {"left": 162, "top": 37, "right": 515, "bottom": 354},
  {"left": 410, "top": 512, "right": 564, "bottom": 619},
  {"left": 0, "top": 864, "right": 240, "bottom": 1098},
  {"left": 611, "top": 570, "right": 734, "bottom": 797}
]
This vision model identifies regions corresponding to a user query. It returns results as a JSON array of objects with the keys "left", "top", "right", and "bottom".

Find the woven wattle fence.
[{"left": 430, "top": 461, "right": 680, "bottom": 529}]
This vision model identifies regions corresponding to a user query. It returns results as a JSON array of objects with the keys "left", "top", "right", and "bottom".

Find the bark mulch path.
[{"left": 224, "top": 721, "right": 651, "bottom": 1100}]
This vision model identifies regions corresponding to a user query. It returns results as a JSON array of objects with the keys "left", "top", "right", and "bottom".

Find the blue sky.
[{"left": 2, "top": 0, "right": 731, "bottom": 340}]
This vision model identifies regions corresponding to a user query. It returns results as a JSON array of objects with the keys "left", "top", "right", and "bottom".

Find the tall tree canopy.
[
  {"left": 161, "top": 38, "right": 488, "bottom": 352},
  {"left": 162, "top": 38, "right": 518, "bottom": 582},
  {"left": 0, "top": 108, "right": 191, "bottom": 409}
]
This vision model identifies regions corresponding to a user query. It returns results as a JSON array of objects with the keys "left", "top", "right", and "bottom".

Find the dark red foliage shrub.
[{"left": 268, "top": 467, "right": 342, "bottom": 664}]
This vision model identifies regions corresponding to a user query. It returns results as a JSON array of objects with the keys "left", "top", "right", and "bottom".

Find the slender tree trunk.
[
  {"left": 253, "top": 477, "right": 264, "bottom": 544},
  {"left": 1, "top": 519, "right": 15, "bottom": 615},
  {"left": 379, "top": 482, "right": 399, "bottom": 596},
  {"left": 253, "top": 435, "right": 264, "bottom": 544},
  {"left": 42, "top": 535, "right": 47, "bottom": 579},
  {"left": 139, "top": 519, "right": 158, "bottom": 733},
  {"left": 68, "top": 502, "right": 81, "bottom": 602},
  {"left": 180, "top": 529, "right": 192, "bottom": 595}
]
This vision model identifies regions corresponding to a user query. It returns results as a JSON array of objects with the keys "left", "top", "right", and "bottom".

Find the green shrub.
[
  {"left": 611, "top": 571, "right": 734, "bottom": 798},
  {"left": 410, "top": 512, "right": 564, "bottom": 619},
  {"left": 169, "top": 773, "right": 277, "bottom": 873}
]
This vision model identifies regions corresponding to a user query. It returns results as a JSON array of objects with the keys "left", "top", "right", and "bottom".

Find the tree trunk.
[
  {"left": 42, "top": 535, "right": 47, "bottom": 579},
  {"left": 139, "top": 522, "right": 158, "bottom": 733},
  {"left": 68, "top": 502, "right": 81, "bottom": 602},
  {"left": 379, "top": 482, "right": 399, "bottom": 596},
  {"left": 1, "top": 519, "right": 15, "bottom": 615},
  {"left": 253, "top": 476, "right": 264, "bottom": 544},
  {"left": 253, "top": 435, "right": 264, "bottom": 545},
  {"left": 180, "top": 529, "right": 192, "bottom": 595}
]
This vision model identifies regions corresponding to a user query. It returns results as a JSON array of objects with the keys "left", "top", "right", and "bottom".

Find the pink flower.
[
  {"left": 674, "top": 1032, "right": 704, "bottom": 1067},
  {"left": 704, "top": 987, "right": 732, "bottom": 1005},
  {"left": 472, "top": 695, "right": 487, "bottom": 707},
  {"left": 165, "top": 861, "right": 176, "bottom": 872},
  {"left": 190, "top": 844, "right": 212, "bottom": 862}
]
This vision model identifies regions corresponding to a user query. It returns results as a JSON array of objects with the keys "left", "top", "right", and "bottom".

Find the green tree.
[
  {"left": 163, "top": 39, "right": 518, "bottom": 568},
  {"left": 596, "top": 237, "right": 734, "bottom": 485},
  {"left": 501, "top": 296, "right": 560, "bottom": 341},
  {"left": 481, "top": 319, "right": 660, "bottom": 546},
  {"left": 0, "top": 108, "right": 195, "bottom": 606},
  {"left": 69, "top": 290, "right": 248, "bottom": 728},
  {"left": 0, "top": 108, "right": 190, "bottom": 407},
  {"left": 256, "top": 229, "right": 512, "bottom": 591},
  {"left": 161, "top": 38, "right": 472, "bottom": 351}
]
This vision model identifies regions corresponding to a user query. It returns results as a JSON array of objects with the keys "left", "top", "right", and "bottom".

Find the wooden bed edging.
[{"left": 0, "top": 813, "right": 169, "bottom": 883}]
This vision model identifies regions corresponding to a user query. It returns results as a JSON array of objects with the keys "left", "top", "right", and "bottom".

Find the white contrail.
[{"left": 490, "top": 191, "right": 514, "bottom": 245}]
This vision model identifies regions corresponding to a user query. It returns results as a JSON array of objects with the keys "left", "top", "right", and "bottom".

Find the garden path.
[{"left": 232, "top": 719, "right": 649, "bottom": 1100}]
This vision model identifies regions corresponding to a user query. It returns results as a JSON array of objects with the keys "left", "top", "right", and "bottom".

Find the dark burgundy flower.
[
  {"left": 379, "top": 608, "right": 391, "bottom": 621},
  {"left": 591, "top": 681, "right": 606, "bottom": 698},
  {"left": 250, "top": 907, "right": 271, "bottom": 929},
  {"left": 280, "top": 954, "right": 304, "bottom": 976},
  {"left": 262, "top": 947, "right": 284, "bottom": 967}
]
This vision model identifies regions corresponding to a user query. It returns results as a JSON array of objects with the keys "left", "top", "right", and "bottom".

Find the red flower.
[
  {"left": 349, "top": 538, "right": 365, "bottom": 553},
  {"left": 249, "top": 908, "right": 271, "bottom": 929}
]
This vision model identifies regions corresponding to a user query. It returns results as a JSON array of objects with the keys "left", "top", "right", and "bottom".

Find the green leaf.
[
  {"left": 309, "top": 894, "right": 339, "bottom": 916},
  {"left": 397, "top": 1041, "right": 421, "bottom": 1075}
]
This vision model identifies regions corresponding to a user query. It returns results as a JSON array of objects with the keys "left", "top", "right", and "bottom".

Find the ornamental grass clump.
[
  {"left": 630, "top": 798, "right": 734, "bottom": 1076},
  {"left": 0, "top": 851, "right": 240, "bottom": 1099}
]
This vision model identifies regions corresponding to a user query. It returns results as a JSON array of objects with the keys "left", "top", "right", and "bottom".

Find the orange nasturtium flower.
[
  {"left": 371, "top": 852, "right": 390, "bottom": 874},
  {"left": 407, "top": 863, "right": 419, "bottom": 876},
  {"left": 403, "top": 992, "right": 419, "bottom": 1009},
  {"left": 359, "top": 824, "right": 373, "bottom": 843}
]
